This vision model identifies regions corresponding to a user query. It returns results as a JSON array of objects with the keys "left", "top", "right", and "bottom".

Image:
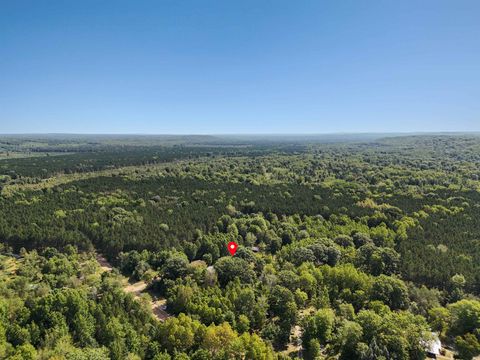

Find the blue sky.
[{"left": 1, "top": 0, "right": 479, "bottom": 134}]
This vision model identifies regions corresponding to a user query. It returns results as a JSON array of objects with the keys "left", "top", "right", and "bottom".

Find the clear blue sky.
[{"left": 1, "top": 0, "right": 479, "bottom": 134}]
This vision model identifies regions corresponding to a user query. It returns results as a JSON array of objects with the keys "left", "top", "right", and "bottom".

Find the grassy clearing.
[
  {"left": 0, "top": 255, "right": 19, "bottom": 283},
  {"left": 0, "top": 160, "right": 188, "bottom": 196}
]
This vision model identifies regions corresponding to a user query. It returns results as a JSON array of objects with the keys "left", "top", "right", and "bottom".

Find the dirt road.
[{"left": 95, "top": 253, "right": 171, "bottom": 322}]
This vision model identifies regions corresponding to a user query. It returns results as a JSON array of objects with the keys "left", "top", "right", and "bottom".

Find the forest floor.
[
  {"left": 95, "top": 253, "right": 171, "bottom": 321},
  {"left": 437, "top": 349, "right": 455, "bottom": 360}
]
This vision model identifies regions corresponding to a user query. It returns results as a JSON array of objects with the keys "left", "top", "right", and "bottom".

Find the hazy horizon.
[
  {"left": 1, "top": 131, "right": 480, "bottom": 136},
  {"left": 3, "top": 128, "right": 479, "bottom": 136}
]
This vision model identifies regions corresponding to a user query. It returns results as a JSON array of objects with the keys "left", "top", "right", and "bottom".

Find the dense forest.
[{"left": 1, "top": 134, "right": 480, "bottom": 359}]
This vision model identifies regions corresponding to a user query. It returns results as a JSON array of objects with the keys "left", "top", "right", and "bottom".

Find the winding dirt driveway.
[{"left": 96, "top": 254, "right": 171, "bottom": 321}]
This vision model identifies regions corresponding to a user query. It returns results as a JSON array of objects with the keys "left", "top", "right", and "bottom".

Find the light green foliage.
[
  {"left": 2, "top": 135, "right": 480, "bottom": 358},
  {"left": 54, "top": 209, "right": 67, "bottom": 218},
  {"left": 303, "top": 308, "right": 336, "bottom": 345},
  {"left": 448, "top": 300, "right": 480, "bottom": 336},
  {"left": 455, "top": 333, "right": 480, "bottom": 360}
]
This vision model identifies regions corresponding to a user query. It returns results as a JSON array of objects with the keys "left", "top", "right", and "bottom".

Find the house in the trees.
[{"left": 423, "top": 333, "right": 442, "bottom": 359}]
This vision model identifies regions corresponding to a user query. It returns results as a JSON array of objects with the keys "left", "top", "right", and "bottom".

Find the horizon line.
[{"left": 1, "top": 131, "right": 480, "bottom": 136}]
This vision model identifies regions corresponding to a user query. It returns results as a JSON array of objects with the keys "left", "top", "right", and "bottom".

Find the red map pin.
[{"left": 227, "top": 241, "right": 238, "bottom": 256}]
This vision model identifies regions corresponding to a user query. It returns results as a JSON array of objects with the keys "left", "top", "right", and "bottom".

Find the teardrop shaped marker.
[{"left": 227, "top": 241, "right": 238, "bottom": 256}]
